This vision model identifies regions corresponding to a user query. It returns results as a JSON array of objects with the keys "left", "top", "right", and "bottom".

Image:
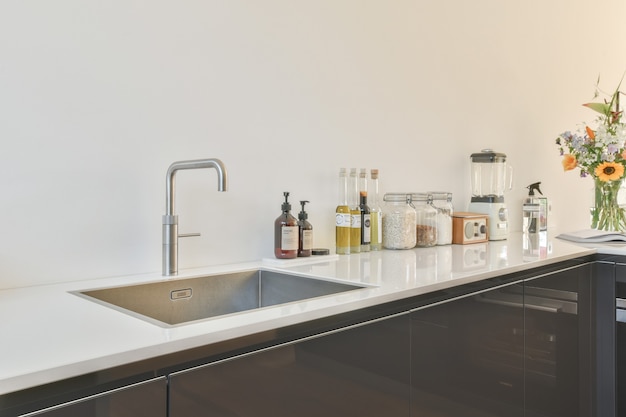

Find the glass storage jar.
[
  {"left": 382, "top": 193, "right": 416, "bottom": 249},
  {"left": 411, "top": 193, "right": 438, "bottom": 247},
  {"left": 429, "top": 191, "right": 453, "bottom": 245}
]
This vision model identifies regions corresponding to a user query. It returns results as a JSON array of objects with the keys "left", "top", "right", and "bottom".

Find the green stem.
[{"left": 593, "top": 177, "right": 626, "bottom": 231}]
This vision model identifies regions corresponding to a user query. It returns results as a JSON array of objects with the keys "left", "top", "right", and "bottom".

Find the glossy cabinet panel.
[
  {"left": 411, "top": 283, "right": 525, "bottom": 417},
  {"left": 616, "top": 263, "right": 626, "bottom": 417},
  {"left": 523, "top": 265, "right": 588, "bottom": 417},
  {"left": 410, "top": 263, "right": 596, "bottom": 417},
  {"left": 24, "top": 377, "right": 166, "bottom": 417},
  {"left": 169, "top": 314, "right": 411, "bottom": 417}
]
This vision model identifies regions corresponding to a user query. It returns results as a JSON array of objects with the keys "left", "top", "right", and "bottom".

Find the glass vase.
[{"left": 591, "top": 177, "right": 626, "bottom": 232}]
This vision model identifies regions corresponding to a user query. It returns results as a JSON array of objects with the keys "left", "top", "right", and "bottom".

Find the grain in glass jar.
[
  {"left": 382, "top": 193, "right": 416, "bottom": 249},
  {"left": 410, "top": 193, "right": 438, "bottom": 247},
  {"left": 429, "top": 191, "right": 453, "bottom": 245}
]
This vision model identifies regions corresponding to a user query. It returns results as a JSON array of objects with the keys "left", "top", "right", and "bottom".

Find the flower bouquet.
[{"left": 556, "top": 79, "right": 626, "bottom": 231}]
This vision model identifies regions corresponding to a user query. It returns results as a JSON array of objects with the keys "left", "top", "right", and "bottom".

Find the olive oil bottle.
[
  {"left": 349, "top": 168, "right": 361, "bottom": 253},
  {"left": 336, "top": 168, "right": 351, "bottom": 255},
  {"left": 369, "top": 169, "right": 383, "bottom": 251}
]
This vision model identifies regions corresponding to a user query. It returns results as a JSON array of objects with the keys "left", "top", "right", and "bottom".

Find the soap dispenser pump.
[
  {"left": 297, "top": 200, "right": 313, "bottom": 257},
  {"left": 274, "top": 192, "right": 298, "bottom": 259}
]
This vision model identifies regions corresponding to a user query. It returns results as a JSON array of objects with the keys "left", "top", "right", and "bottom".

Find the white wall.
[{"left": 2, "top": 1, "right": 626, "bottom": 289}]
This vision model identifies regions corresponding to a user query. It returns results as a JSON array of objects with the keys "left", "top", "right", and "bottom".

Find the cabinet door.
[
  {"left": 25, "top": 377, "right": 167, "bottom": 417},
  {"left": 410, "top": 282, "right": 525, "bottom": 417},
  {"left": 523, "top": 263, "right": 602, "bottom": 417},
  {"left": 169, "top": 314, "right": 410, "bottom": 417}
]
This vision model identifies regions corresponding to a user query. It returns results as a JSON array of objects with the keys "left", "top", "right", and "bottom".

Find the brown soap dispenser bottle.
[
  {"left": 274, "top": 192, "right": 298, "bottom": 259},
  {"left": 297, "top": 200, "right": 313, "bottom": 257}
]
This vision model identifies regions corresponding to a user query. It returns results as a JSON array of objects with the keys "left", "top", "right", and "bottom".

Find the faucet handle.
[{"left": 179, "top": 232, "right": 201, "bottom": 238}]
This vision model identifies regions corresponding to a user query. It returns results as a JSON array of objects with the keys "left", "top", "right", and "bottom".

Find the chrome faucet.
[{"left": 162, "top": 158, "right": 228, "bottom": 276}]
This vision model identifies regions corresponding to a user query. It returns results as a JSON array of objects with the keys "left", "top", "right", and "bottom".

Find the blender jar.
[{"left": 470, "top": 149, "right": 510, "bottom": 200}]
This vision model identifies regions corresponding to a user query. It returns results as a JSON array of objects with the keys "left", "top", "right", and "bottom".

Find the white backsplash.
[{"left": 1, "top": 0, "right": 625, "bottom": 289}]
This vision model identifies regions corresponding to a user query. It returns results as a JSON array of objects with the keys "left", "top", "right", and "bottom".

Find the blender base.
[{"left": 468, "top": 201, "right": 508, "bottom": 240}]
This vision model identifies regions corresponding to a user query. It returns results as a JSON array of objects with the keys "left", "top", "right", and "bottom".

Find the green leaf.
[{"left": 583, "top": 102, "right": 611, "bottom": 116}]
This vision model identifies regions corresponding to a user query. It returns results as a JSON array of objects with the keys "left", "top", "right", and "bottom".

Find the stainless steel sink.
[{"left": 74, "top": 270, "right": 364, "bottom": 327}]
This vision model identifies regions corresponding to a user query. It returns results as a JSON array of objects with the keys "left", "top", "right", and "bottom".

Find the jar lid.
[
  {"left": 428, "top": 191, "right": 452, "bottom": 201},
  {"left": 409, "top": 192, "right": 431, "bottom": 203},
  {"left": 383, "top": 193, "right": 410, "bottom": 202}
]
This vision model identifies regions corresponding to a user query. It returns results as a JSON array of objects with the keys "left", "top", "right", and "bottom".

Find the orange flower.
[
  {"left": 595, "top": 162, "right": 625, "bottom": 181},
  {"left": 561, "top": 154, "right": 577, "bottom": 171},
  {"left": 585, "top": 126, "right": 595, "bottom": 140}
]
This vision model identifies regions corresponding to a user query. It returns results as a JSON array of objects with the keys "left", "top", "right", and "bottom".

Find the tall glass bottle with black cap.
[
  {"left": 359, "top": 168, "right": 371, "bottom": 252},
  {"left": 349, "top": 168, "right": 361, "bottom": 253}
]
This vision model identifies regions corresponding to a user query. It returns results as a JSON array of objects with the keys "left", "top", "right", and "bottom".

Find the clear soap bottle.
[
  {"left": 297, "top": 200, "right": 313, "bottom": 257},
  {"left": 369, "top": 169, "right": 383, "bottom": 251},
  {"left": 335, "top": 168, "right": 351, "bottom": 255},
  {"left": 274, "top": 192, "right": 298, "bottom": 259},
  {"left": 359, "top": 168, "right": 371, "bottom": 252},
  {"left": 349, "top": 168, "right": 361, "bottom": 253}
]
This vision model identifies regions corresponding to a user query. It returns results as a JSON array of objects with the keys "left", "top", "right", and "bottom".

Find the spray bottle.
[{"left": 523, "top": 182, "right": 548, "bottom": 233}]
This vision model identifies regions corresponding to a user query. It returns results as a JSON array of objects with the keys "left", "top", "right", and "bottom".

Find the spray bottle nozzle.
[
  {"left": 527, "top": 182, "right": 543, "bottom": 196},
  {"left": 299, "top": 200, "right": 309, "bottom": 220}
]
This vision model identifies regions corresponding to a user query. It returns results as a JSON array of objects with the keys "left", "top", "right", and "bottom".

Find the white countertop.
[{"left": 0, "top": 232, "right": 608, "bottom": 395}]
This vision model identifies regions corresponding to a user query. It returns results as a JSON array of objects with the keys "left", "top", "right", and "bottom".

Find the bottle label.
[
  {"left": 361, "top": 213, "right": 371, "bottom": 244},
  {"left": 336, "top": 213, "right": 351, "bottom": 228},
  {"left": 281, "top": 225, "right": 299, "bottom": 250},
  {"left": 539, "top": 198, "right": 548, "bottom": 231},
  {"left": 351, "top": 213, "right": 361, "bottom": 228},
  {"left": 302, "top": 229, "right": 313, "bottom": 250},
  {"left": 373, "top": 211, "right": 382, "bottom": 244}
]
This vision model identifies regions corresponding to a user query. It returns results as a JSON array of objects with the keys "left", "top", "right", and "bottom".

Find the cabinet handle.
[
  {"left": 477, "top": 296, "right": 560, "bottom": 313},
  {"left": 617, "top": 298, "right": 626, "bottom": 323}
]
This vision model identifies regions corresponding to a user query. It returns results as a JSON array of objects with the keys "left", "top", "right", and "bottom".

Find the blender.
[{"left": 468, "top": 149, "right": 512, "bottom": 240}]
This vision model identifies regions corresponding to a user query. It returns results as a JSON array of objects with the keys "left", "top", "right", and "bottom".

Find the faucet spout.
[
  {"left": 165, "top": 158, "right": 228, "bottom": 216},
  {"left": 162, "top": 158, "right": 228, "bottom": 276}
]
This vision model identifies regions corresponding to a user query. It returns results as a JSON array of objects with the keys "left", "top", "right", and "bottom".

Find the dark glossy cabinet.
[
  {"left": 523, "top": 264, "right": 591, "bottom": 417},
  {"left": 168, "top": 262, "right": 605, "bottom": 417},
  {"left": 411, "top": 281, "right": 525, "bottom": 417},
  {"left": 616, "top": 263, "right": 626, "bottom": 417},
  {"left": 169, "top": 314, "right": 411, "bottom": 417},
  {"left": 411, "top": 263, "right": 597, "bottom": 417},
  {"left": 24, "top": 377, "right": 167, "bottom": 417}
]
